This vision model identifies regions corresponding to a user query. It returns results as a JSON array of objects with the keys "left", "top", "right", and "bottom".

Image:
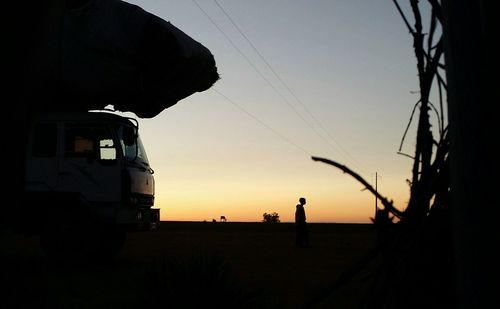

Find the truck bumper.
[{"left": 116, "top": 208, "right": 160, "bottom": 231}]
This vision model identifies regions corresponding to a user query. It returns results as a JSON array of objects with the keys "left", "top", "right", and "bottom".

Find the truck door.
[
  {"left": 57, "top": 124, "right": 121, "bottom": 204},
  {"left": 25, "top": 123, "right": 59, "bottom": 192}
]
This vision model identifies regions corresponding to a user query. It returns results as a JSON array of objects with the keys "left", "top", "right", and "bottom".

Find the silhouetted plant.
[
  {"left": 262, "top": 212, "right": 280, "bottom": 223},
  {"left": 307, "top": 1, "right": 453, "bottom": 308},
  {"left": 143, "top": 252, "right": 259, "bottom": 309}
]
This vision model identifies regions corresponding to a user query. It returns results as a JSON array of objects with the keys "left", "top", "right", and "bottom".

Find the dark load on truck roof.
[{"left": 25, "top": 0, "right": 219, "bottom": 118}]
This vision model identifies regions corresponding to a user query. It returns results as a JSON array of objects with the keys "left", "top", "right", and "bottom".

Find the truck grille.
[{"left": 129, "top": 194, "right": 154, "bottom": 207}]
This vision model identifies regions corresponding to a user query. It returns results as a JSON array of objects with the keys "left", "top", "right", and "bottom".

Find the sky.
[{"left": 120, "top": 0, "right": 439, "bottom": 223}]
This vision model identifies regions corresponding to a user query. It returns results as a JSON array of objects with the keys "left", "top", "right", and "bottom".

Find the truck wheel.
[
  {"left": 40, "top": 224, "right": 91, "bottom": 261},
  {"left": 40, "top": 205, "right": 127, "bottom": 261},
  {"left": 39, "top": 202, "right": 91, "bottom": 260}
]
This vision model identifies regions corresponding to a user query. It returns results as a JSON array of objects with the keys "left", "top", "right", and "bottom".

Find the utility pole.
[{"left": 375, "top": 172, "right": 378, "bottom": 216}]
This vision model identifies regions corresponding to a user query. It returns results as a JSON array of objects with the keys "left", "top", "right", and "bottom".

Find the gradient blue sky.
[{"left": 120, "top": 0, "right": 439, "bottom": 223}]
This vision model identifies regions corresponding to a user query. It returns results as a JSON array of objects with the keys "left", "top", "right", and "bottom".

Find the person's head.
[{"left": 299, "top": 197, "right": 306, "bottom": 205}]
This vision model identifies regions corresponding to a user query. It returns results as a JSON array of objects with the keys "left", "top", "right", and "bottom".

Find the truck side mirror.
[{"left": 123, "top": 127, "right": 136, "bottom": 146}]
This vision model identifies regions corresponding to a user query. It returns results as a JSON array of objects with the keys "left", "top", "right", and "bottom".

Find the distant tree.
[{"left": 262, "top": 212, "right": 280, "bottom": 223}]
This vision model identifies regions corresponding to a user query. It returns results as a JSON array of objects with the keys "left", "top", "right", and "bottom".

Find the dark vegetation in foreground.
[{"left": 1, "top": 221, "right": 378, "bottom": 308}]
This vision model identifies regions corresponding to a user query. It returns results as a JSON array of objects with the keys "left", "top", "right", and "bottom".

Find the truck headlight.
[{"left": 130, "top": 196, "right": 138, "bottom": 205}]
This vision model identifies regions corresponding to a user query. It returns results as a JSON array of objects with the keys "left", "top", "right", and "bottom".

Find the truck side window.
[
  {"left": 65, "top": 125, "right": 117, "bottom": 161},
  {"left": 33, "top": 123, "right": 57, "bottom": 157},
  {"left": 65, "top": 127, "right": 94, "bottom": 157},
  {"left": 100, "top": 139, "right": 116, "bottom": 160}
]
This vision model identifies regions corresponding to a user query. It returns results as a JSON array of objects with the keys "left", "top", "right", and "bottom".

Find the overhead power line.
[
  {"left": 213, "top": 0, "right": 365, "bottom": 173},
  {"left": 193, "top": 0, "right": 367, "bottom": 174},
  {"left": 192, "top": 0, "right": 336, "bottom": 155},
  {"left": 212, "top": 88, "right": 311, "bottom": 156}
]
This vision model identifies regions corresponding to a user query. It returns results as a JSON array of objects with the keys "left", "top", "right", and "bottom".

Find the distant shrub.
[{"left": 262, "top": 212, "right": 280, "bottom": 223}]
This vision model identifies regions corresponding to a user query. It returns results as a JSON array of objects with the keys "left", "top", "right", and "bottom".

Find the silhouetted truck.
[
  {"left": 5, "top": 0, "right": 219, "bottom": 258},
  {"left": 21, "top": 111, "right": 159, "bottom": 257}
]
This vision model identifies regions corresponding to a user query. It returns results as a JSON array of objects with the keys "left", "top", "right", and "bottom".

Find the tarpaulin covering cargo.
[{"left": 34, "top": 0, "right": 219, "bottom": 118}]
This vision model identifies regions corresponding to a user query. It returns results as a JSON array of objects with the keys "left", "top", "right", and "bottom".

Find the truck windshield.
[{"left": 120, "top": 127, "right": 149, "bottom": 165}]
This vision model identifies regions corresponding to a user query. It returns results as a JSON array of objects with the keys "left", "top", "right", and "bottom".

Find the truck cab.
[{"left": 22, "top": 111, "right": 159, "bottom": 256}]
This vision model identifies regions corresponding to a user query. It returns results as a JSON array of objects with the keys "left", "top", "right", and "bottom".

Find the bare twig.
[
  {"left": 428, "top": 101, "right": 442, "bottom": 134},
  {"left": 437, "top": 78, "right": 445, "bottom": 136},
  {"left": 427, "top": 0, "right": 444, "bottom": 24},
  {"left": 428, "top": 9, "right": 437, "bottom": 57},
  {"left": 435, "top": 71, "right": 448, "bottom": 91},
  {"left": 422, "top": 49, "right": 445, "bottom": 70},
  {"left": 425, "top": 39, "right": 444, "bottom": 81},
  {"left": 397, "top": 151, "right": 416, "bottom": 160},
  {"left": 410, "top": 0, "right": 425, "bottom": 82},
  {"left": 399, "top": 100, "right": 421, "bottom": 152},
  {"left": 393, "top": 0, "right": 415, "bottom": 34}
]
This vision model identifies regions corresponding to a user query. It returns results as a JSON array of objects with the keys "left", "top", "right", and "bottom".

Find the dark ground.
[{"left": 1, "top": 222, "right": 379, "bottom": 308}]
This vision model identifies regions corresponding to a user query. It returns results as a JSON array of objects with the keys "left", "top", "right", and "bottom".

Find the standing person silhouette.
[{"left": 295, "top": 197, "right": 309, "bottom": 247}]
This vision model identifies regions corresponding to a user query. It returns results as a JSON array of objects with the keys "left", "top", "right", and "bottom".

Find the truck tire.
[{"left": 40, "top": 203, "right": 126, "bottom": 261}]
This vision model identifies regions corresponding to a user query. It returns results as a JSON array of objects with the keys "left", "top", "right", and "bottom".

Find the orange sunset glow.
[{"left": 119, "top": 0, "right": 437, "bottom": 223}]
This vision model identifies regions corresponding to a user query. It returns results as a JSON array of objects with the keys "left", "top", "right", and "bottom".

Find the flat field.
[{"left": 1, "top": 222, "right": 380, "bottom": 308}]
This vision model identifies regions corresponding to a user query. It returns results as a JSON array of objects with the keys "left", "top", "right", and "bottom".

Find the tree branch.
[
  {"left": 397, "top": 151, "right": 416, "bottom": 160},
  {"left": 393, "top": 0, "right": 416, "bottom": 35},
  {"left": 399, "top": 100, "right": 421, "bottom": 152},
  {"left": 427, "top": 0, "right": 444, "bottom": 24},
  {"left": 311, "top": 156, "right": 403, "bottom": 218}
]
